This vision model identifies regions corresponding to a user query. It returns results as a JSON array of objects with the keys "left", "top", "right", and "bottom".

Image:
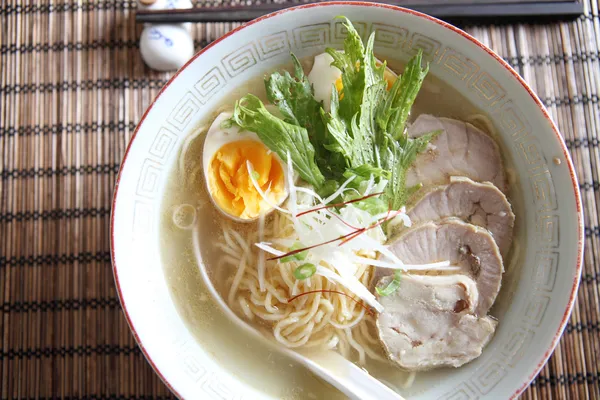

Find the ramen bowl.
[{"left": 111, "top": 3, "right": 584, "bottom": 399}]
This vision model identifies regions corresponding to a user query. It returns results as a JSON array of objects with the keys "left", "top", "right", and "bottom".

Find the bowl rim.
[{"left": 110, "top": 2, "right": 585, "bottom": 398}]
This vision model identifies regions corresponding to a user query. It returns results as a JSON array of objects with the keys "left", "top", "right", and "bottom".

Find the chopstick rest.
[{"left": 138, "top": 0, "right": 195, "bottom": 71}]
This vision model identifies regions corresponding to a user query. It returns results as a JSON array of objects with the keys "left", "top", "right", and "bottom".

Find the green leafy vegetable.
[
  {"left": 265, "top": 54, "right": 347, "bottom": 178},
  {"left": 323, "top": 19, "right": 388, "bottom": 169},
  {"left": 376, "top": 270, "right": 402, "bottom": 296},
  {"left": 229, "top": 16, "right": 438, "bottom": 211},
  {"left": 294, "top": 263, "right": 317, "bottom": 279},
  {"left": 343, "top": 164, "right": 390, "bottom": 181},
  {"left": 376, "top": 50, "right": 429, "bottom": 140},
  {"left": 265, "top": 54, "right": 328, "bottom": 155},
  {"left": 231, "top": 94, "right": 325, "bottom": 188},
  {"left": 318, "top": 17, "right": 437, "bottom": 208},
  {"left": 317, "top": 179, "right": 341, "bottom": 198},
  {"left": 350, "top": 196, "right": 389, "bottom": 215},
  {"left": 281, "top": 242, "right": 308, "bottom": 263},
  {"left": 386, "top": 130, "right": 441, "bottom": 209},
  {"left": 325, "top": 20, "right": 366, "bottom": 122},
  {"left": 321, "top": 88, "right": 354, "bottom": 163}
]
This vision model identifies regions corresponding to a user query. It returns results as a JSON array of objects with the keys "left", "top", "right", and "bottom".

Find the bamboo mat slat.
[{"left": 1, "top": 1, "right": 599, "bottom": 399}]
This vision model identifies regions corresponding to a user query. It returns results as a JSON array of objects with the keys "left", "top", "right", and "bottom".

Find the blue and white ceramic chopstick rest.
[{"left": 138, "top": 0, "right": 195, "bottom": 72}]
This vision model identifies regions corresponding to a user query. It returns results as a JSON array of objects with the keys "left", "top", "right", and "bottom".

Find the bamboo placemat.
[{"left": 1, "top": 0, "right": 599, "bottom": 398}]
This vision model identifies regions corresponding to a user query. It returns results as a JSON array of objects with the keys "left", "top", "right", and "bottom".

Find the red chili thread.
[
  {"left": 323, "top": 209, "right": 361, "bottom": 230},
  {"left": 268, "top": 208, "right": 406, "bottom": 260}
]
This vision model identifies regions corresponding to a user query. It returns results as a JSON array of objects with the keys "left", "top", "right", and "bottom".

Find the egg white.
[
  {"left": 308, "top": 53, "right": 342, "bottom": 112},
  {"left": 202, "top": 112, "right": 263, "bottom": 179}
]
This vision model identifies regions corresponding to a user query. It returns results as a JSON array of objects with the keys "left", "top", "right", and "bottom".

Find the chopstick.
[
  {"left": 135, "top": 1, "right": 584, "bottom": 24},
  {"left": 136, "top": 5, "right": 290, "bottom": 23}
]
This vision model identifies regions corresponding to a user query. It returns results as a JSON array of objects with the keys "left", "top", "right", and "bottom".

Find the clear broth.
[{"left": 160, "top": 56, "right": 525, "bottom": 398}]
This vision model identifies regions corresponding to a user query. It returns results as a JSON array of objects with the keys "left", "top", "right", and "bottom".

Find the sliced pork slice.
[
  {"left": 407, "top": 177, "right": 514, "bottom": 256},
  {"left": 385, "top": 219, "right": 504, "bottom": 316},
  {"left": 376, "top": 274, "right": 497, "bottom": 371},
  {"left": 406, "top": 114, "right": 507, "bottom": 193}
]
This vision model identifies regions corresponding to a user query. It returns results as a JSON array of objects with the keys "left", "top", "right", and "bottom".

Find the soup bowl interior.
[{"left": 111, "top": 3, "right": 583, "bottom": 399}]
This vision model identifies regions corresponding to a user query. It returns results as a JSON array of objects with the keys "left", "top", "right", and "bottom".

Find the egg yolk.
[
  {"left": 383, "top": 70, "right": 396, "bottom": 90},
  {"left": 208, "top": 140, "right": 285, "bottom": 219}
]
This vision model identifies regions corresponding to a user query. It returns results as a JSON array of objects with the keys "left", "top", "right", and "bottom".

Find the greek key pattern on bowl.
[
  {"left": 136, "top": 159, "right": 163, "bottom": 199},
  {"left": 406, "top": 32, "right": 443, "bottom": 62},
  {"left": 471, "top": 71, "right": 507, "bottom": 108},
  {"left": 149, "top": 127, "right": 178, "bottom": 160},
  {"left": 128, "top": 18, "right": 561, "bottom": 399},
  {"left": 257, "top": 31, "right": 290, "bottom": 60},
  {"left": 222, "top": 42, "right": 260, "bottom": 77},
  {"left": 167, "top": 91, "right": 202, "bottom": 132},
  {"left": 502, "top": 328, "right": 534, "bottom": 368},
  {"left": 441, "top": 49, "right": 480, "bottom": 83},
  {"left": 474, "top": 361, "right": 509, "bottom": 394},
  {"left": 194, "top": 67, "right": 227, "bottom": 104},
  {"left": 535, "top": 252, "right": 559, "bottom": 292},
  {"left": 293, "top": 23, "right": 330, "bottom": 48},
  {"left": 333, "top": 20, "right": 368, "bottom": 42},
  {"left": 440, "top": 382, "right": 479, "bottom": 400},
  {"left": 371, "top": 23, "right": 408, "bottom": 49},
  {"left": 494, "top": 100, "right": 532, "bottom": 138}
]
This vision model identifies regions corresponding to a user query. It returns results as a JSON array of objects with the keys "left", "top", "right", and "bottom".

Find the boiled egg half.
[
  {"left": 308, "top": 52, "right": 398, "bottom": 111},
  {"left": 203, "top": 112, "right": 288, "bottom": 221}
]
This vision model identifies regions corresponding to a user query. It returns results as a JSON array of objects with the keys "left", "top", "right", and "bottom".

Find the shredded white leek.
[
  {"left": 257, "top": 212, "right": 266, "bottom": 292},
  {"left": 285, "top": 152, "right": 305, "bottom": 237},
  {"left": 294, "top": 186, "right": 325, "bottom": 204},
  {"left": 317, "top": 266, "right": 384, "bottom": 313},
  {"left": 250, "top": 162, "right": 451, "bottom": 311},
  {"left": 363, "top": 174, "right": 375, "bottom": 196},
  {"left": 323, "top": 175, "right": 356, "bottom": 204},
  {"left": 255, "top": 242, "right": 286, "bottom": 256},
  {"left": 246, "top": 161, "right": 290, "bottom": 214},
  {"left": 370, "top": 207, "right": 411, "bottom": 227}
]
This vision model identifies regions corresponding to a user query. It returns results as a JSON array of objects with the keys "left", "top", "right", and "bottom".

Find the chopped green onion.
[
  {"left": 376, "top": 270, "right": 402, "bottom": 296},
  {"left": 251, "top": 171, "right": 260, "bottom": 180},
  {"left": 280, "top": 242, "right": 308, "bottom": 263},
  {"left": 294, "top": 263, "right": 317, "bottom": 280}
]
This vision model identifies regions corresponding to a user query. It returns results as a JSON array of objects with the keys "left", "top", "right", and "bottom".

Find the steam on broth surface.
[{"left": 161, "top": 17, "right": 521, "bottom": 398}]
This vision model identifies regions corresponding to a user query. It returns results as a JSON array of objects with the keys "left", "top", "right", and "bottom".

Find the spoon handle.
[{"left": 299, "top": 350, "right": 406, "bottom": 400}]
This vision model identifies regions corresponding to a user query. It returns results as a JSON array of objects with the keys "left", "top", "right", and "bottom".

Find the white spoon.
[{"left": 194, "top": 244, "right": 406, "bottom": 400}]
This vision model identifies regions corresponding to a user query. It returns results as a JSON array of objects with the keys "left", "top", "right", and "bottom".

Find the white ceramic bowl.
[{"left": 111, "top": 3, "right": 584, "bottom": 399}]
